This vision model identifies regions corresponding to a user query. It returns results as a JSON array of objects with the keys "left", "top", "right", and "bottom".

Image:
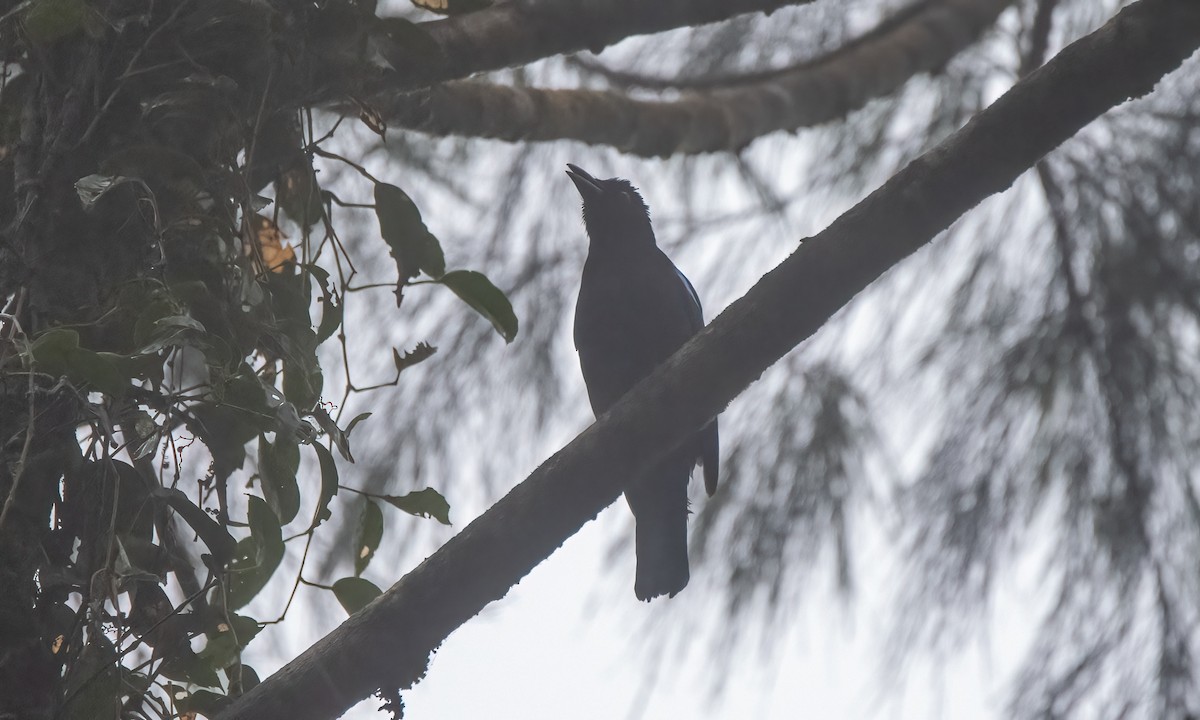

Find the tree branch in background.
[
  {"left": 374, "top": 0, "right": 1014, "bottom": 155},
  {"left": 221, "top": 1, "right": 1200, "bottom": 718},
  {"left": 370, "top": 0, "right": 820, "bottom": 95}
]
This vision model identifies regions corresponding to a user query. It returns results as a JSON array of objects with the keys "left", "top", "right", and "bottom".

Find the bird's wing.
[
  {"left": 673, "top": 267, "right": 704, "bottom": 333},
  {"left": 669, "top": 263, "right": 720, "bottom": 493},
  {"left": 701, "top": 419, "right": 719, "bottom": 495}
]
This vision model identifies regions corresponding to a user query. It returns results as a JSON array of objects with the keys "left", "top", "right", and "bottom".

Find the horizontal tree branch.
[
  {"left": 221, "top": 1, "right": 1200, "bottom": 718},
  {"left": 564, "top": 0, "right": 970, "bottom": 93},
  {"left": 370, "top": 0, "right": 818, "bottom": 94},
  {"left": 375, "top": 0, "right": 1013, "bottom": 155}
]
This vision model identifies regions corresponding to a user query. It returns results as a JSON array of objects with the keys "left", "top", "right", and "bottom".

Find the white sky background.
[
  {"left": 234, "top": 2, "right": 1072, "bottom": 717},
  {"left": 238, "top": 146, "right": 1050, "bottom": 720},
  {"left": 245, "top": 468, "right": 1045, "bottom": 720}
]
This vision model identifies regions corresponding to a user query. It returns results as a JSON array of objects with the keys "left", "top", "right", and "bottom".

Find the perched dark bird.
[{"left": 567, "top": 163, "right": 720, "bottom": 601}]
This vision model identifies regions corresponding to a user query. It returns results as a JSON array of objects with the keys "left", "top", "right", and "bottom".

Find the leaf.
[
  {"left": 174, "top": 689, "right": 232, "bottom": 717},
  {"left": 332, "top": 577, "right": 383, "bottom": 615},
  {"left": 28, "top": 330, "right": 133, "bottom": 397},
  {"left": 437, "top": 270, "right": 518, "bottom": 343},
  {"left": 28, "top": 335, "right": 141, "bottom": 397},
  {"left": 62, "top": 636, "right": 119, "bottom": 717},
  {"left": 282, "top": 355, "right": 323, "bottom": 411},
  {"left": 356, "top": 100, "right": 387, "bottom": 138},
  {"left": 353, "top": 499, "right": 383, "bottom": 576},
  {"left": 127, "top": 409, "right": 162, "bottom": 460},
  {"left": 74, "top": 173, "right": 141, "bottom": 210},
  {"left": 374, "top": 182, "right": 446, "bottom": 281},
  {"left": 26, "top": 327, "right": 80, "bottom": 375},
  {"left": 72, "top": 350, "right": 129, "bottom": 398},
  {"left": 137, "top": 314, "right": 207, "bottom": 355},
  {"left": 249, "top": 214, "right": 296, "bottom": 273},
  {"left": 311, "top": 405, "right": 353, "bottom": 462},
  {"left": 225, "top": 497, "right": 284, "bottom": 610},
  {"left": 382, "top": 488, "right": 451, "bottom": 525},
  {"left": 344, "top": 412, "right": 372, "bottom": 437},
  {"left": 315, "top": 291, "right": 343, "bottom": 345},
  {"left": 411, "top": 0, "right": 491, "bottom": 14},
  {"left": 154, "top": 488, "right": 236, "bottom": 564},
  {"left": 190, "top": 398, "right": 268, "bottom": 484},
  {"left": 24, "top": 0, "right": 98, "bottom": 44},
  {"left": 392, "top": 342, "right": 436, "bottom": 374},
  {"left": 308, "top": 443, "right": 339, "bottom": 531},
  {"left": 198, "top": 614, "right": 261, "bottom": 669},
  {"left": 231, "top": 664, "right": 261, "bottom": 695},
  {"left": 113, "top": 537, "right": 161, "bottom": 587},
  {"left": 258, "top": 435, "right": 300, "bottom": 524},
  {"left": 278, "top": 161, "right": 324, "bottom": 228},
  {"left": 117, "top": 534, "right": 167, "bottom": 580},
  {"left": 158, "top": 650, "right": 221, "bottom": 689}
]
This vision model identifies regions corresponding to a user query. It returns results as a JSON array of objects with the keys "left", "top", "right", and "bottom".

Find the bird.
[{"left": 566, "top": 163, "right": 719, "bottom": 601}]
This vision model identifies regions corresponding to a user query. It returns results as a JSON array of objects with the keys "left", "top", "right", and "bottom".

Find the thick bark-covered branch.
[
  {"left": 374, "top": 0, "right": 818, "bottom": 93},
  {"left": 221, "top": 1, "right": 1200, "bottom": 718},
  {"left": 377, "top": 0, "right": 1013, "bottom": 155}
]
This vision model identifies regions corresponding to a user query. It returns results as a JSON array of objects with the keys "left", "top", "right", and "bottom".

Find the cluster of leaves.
[{"left": 0, "top": 0, "right": 511, "bottom": 717}]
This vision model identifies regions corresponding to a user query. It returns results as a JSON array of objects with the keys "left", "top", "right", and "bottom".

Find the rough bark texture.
[
  {"left": 218, "top": 1, "right": 1200, "bottom": 718},
  {"left": 380, "top": 0, "right": 1015, "bottom": 155}
]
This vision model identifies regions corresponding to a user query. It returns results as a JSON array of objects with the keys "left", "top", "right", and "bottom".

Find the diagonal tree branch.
[
  {"left": 375, "top": 0, "right": 1014, "bottom": 155},
  {"left": 221, "top": 1, "right": 1200, "bottom": 718}
]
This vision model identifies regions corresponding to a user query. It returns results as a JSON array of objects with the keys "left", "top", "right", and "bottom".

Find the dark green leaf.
[
  {"left": 316, "top": 291, "right": 343, "bottom": 345},
  {"left": 71, "top": 349, "right": 129, "bottom": 398},
  {"left": 382, "top": 488, "right": 451, "bottom": 525},
  {"left": 353, "top": 500, "right": 383, "bottom": 576},
  {"left": 258, "top": 434, "right": 300, "bottom": 524},
  {"left": 113, "top": 537, "right": 161, "bottom": 586},
  {"left": 374, "top": 182, "right": 446, "bottom": 280},
  {"left": 117, "top": 534, "right": 167, "bottom": 580},
  {"left": 191, "top": 398, "right": 267, "bottom": 483},
  {"left": 27, "top": 329, "right": 141, "bottom": 397},
  {"left": 282, "top": 356, "right": 323, "bottom": 410},
  {"left": 279, "top": 161, "right": 324, "bottom": 228},
  {"left": 155, "top": 488, "right": 236, "bottom": 564},
  {"left": 158, "top": 650, "right": 222, "bottom": 688},
  {"left": 131, "top": 292, "right": 184, "bottom": 348},
  {"left": 230, "top": 663, "right": 261, "bottom": 696},
  {"left": 309, "top": 443, "right": 339, "bottom": 531},
  {"left": 62, "top": 636, "right": 118, "bottom": 713},
  {"left": 198, "top": 614, "right": 261, "bottom": 669},
  {"left": 392, "top": 342, "right": 436, "bottom": 374},
  {"left": 110, "top": 459, "right": 154, "bottom": 539},
  {"left": 174, "top": 688, "right": 232, "bottom": 716},
  {"left": 437, "top": 270, "right": 518, "bottom": 343},
  {"left": 332, "top": 577, "right": 383, "bottom": 615},
  {"left": 24, "top": 0, "right": 95, "bottom": 44},
  {"left": 27, "top": 327, "right": 80, "bottom": 369},
  {"left": 226, "top": 497, "right": 284, "bottom": 610}
]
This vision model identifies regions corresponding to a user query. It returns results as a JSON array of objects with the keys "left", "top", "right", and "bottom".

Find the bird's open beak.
[{"left": 566, "top": 163, "right": 604, "bottom": 201}]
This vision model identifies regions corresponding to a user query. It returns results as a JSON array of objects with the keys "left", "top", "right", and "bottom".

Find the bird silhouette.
[{"left": 567, "top": 163, "right": 719, "bottom": 601}]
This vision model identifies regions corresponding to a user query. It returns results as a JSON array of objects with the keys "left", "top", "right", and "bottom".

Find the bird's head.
[{"left": 566, "top": 164, "right": 654, "bottom": 244}]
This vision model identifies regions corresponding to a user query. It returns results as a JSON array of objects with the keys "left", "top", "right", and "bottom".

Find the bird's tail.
[{"left": 629, "top": 459, "right": 690, "bottom": 601}]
